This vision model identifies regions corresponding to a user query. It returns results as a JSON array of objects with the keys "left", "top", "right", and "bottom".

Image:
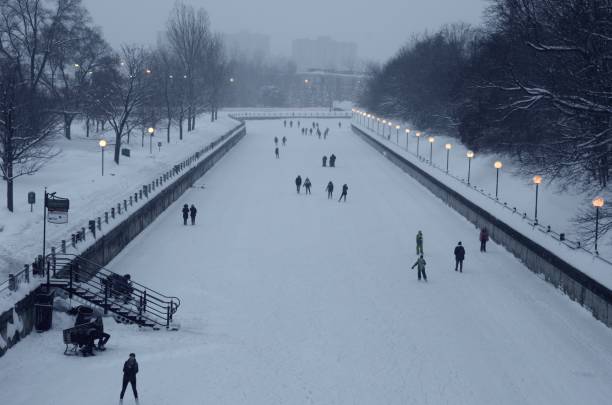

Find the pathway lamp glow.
[
  {"left": 445, "top": 143, "right": 452, "bottom": 173},
  {"left": 533, "top": 175, "right": 542, "bottom": 224},
  {"left": 416, "top": 131, "right": 422, "bottom": 157},
  {"left": 466, "top": 150, "right": 474, "bottom": 184},
  {"left": 428, "top": 136, "right": 435, "bottom": 164},
  {"left": 593, "top": 197, "right": 605, "bottom": 254},
  {"left": 148, "top": 127, "right": 155, "bottom": 154},
  {"left": 494, "top": 161, "right": 503, "bottom": 199},
  {"left": 99, "top": 139, "right": 107, "bottom": 176},
  {"left": 405, "top": 129, "right": 410, "bottom": 150},
  {"left": 395, "top": 125, "right": 400, "bottom": 143}
]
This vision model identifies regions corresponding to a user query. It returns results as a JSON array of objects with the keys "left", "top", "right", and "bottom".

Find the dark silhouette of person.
[
  {"left": 283, "top": 120, "right": 286, "bottom": 127},
  {"left": 338, "top": 121, "right": 342, "bottom": 128},
  {"left": 297, "top": 120, "right": 301, "bottom": 127},
  {"left": 338, "top": 184, "right": 348, "bottom": 202},
  {"left": 304, "top": 178, "right": 312, "bottom": 194},
  {"left": 275, "top": 147, "right": 279, "bottom": 159},
  {"left": 329, "top": 154, "right": 336, "bottom": 168},
  {"left": 189, "top": 204, "right": 197, "bottom": 225},
  {"left": 120, "top": 353, "right": 139, "bottom": 400},
  {"left": 480, "top": 228, "right": 489, "bottom": 252},
  {"left": 295, "top": 175, "right": 302, "bottom": 194},
  {"left": 182, "top": 204, "right": 189, "bottom": 225},
  {"left": 322, "top": 156, "right": 327, "bottom": 167},
  {"left": 454, "top": 241, "right": 465, "bottom": 272},
  {"left": 326, "top": 181, "right": 334, "bottom": 199},
  {"left": 290, "top": 120, "right": 293, "bottom": 128},
  {"left": 282, "top": 136, "right": 287, "bottom": 146},
  {"left": 411, "top": 255, "right": 428, "bottom": 281},
  {"left": 309, "top": 128, "right": 313, "bottom": 135},
  {"left": 274, "top": 136, "right": 278, "bottom": 145}
]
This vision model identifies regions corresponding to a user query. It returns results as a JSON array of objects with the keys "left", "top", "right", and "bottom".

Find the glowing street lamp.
[
  {"left": 466, "top": 150, "right": 475, "bottom": 184},
  {"left": 405, "top": 128, "right": 410, "bottom": 150},
  {"left": 593, "top": 197, "right": 605, "bottom": 254},
  {"left": 377, "top": 118, "right": 381, "bottom": 134},
  {"left": 494, "top": 161, "right": 503, "bottom": 199},
  {"left": 148, "top": 127, "right": 155, "bottom": 154},
  {"left": 395, "top": 125, "right": 400, "bottom": 143},
  {"left": 382, "top": 120, "right": 387, "bottom": 137},
  {"left": 99, "top": 139, "right": 107, "bottom": 176},
  {"left": 428, "top": 136, "right": 435, "bottom": 164},
  {"left": 445, "top": 143, "right": 452, "bottom": 173},
  {"left": 533, "top": 175, "right": 542, "bottom": 224},
  {"left": 416, "top": 131, "right": 422, "bottom": 157}
]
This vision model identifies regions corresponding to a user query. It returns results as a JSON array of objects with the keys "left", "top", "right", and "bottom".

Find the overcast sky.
[{"left": 82, "top": 0, "right": 488, "bottom": 62}]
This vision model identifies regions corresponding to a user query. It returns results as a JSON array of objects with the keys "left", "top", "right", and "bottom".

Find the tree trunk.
[
  {"left": 86, "top": 117, "right": 90, "bottom": 138},
  {"left": 114, "top": 132, "right": 121, "bottom": 164},
  {"left": 167, "top": 122, "right": 171, "bottom": 143},
  {"left": 192, "top": 114, "right": 196, "bottom": 130},
  {"left": 63, "top": 114, "right": 73, "bottom": 140},
  {"left": 179, "top": 116, "right": 184, "bottom": 140},
  {"left": 6, "top": 161, "right": 13, "bottom": 212},
  {"left": 187, "top": 107, "right": 192, "bottom": 131}
]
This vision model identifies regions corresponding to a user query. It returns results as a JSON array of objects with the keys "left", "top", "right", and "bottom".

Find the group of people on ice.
[
  {"left": 322, "top": 154, "right": 336, "bottom": 167},
  {"left": 295, "top": 176, "right": 348, "bottom": 202},
  {"left": 409, "top": 227, "right": 490, "bottom": 282},
  {"left": 181, "top": 204, "right": 197, "bottom": 225}
]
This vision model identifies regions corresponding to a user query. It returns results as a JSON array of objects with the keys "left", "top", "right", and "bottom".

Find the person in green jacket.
[
  {"left": 411, "top": 255, "right": 427, "bottom": 281},
  {"left": 416, "top": 231, "right": 424, "bottom": 255}
]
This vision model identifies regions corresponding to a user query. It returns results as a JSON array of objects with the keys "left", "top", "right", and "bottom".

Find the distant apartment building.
[
  {"left": 223, "top": 31, "right": 271, "bottom": 60},
  {"left": 291, "top": 36, "right": 358, "bottom": 72}
]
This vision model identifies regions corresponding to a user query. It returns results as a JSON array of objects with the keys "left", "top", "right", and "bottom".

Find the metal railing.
[
  {"left": 229, "top": 111, "right": 351, "bottom": 120},
  {"left": 352, "top": 116, "right": 612, "bottom": 267}
]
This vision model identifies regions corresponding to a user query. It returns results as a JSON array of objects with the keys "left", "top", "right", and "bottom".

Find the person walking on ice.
[
  {"left": 182, "top": 204, "right": 189, "bottom": 225},
  {"left": 274, "top": 136, "right": 278, "bottom": 145},
  {"left": 338, "top": 183, "right": 348, "bottom": 202},
  {"left": 454, "top": 241, "right": 465, "bottom": 272},
  {"left": 189, "top": 204, "right": 197, "bottom": 225},
  {"left": 275, "top": 147, "right": 279, "bottom": 159},
  {"left": 282, "top": 136, "right": 287, "bottom": 146},
  {"left": 479, "top": 228, "right": 489, "bottom": 252},
  {"left": 416, "top": 230, "right": 424, "bottom": 255},
  {"left": 295, "top": 175, "right": 302, "bottom": 194},
  {"left": 326, "top": 181, "right": 334, "bottom": 199},
  {"left": 119, "top": 353, "right": 139, "bottom": 401},
  {"left": 304, "top": 178, "right": 312, "bottom": 194},
  {"left": 322, "top": 156, "right": 327, "bottom": 167},
  {"left": 411, "top": 255, "right": 428, "bottom": 281}
]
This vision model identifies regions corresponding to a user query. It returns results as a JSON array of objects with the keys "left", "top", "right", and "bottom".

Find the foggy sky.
[{"left": 82, "top": 0, "right": 487, "bottom": 62}]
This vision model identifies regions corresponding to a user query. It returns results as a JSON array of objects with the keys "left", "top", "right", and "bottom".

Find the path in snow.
[{"left": 1, "top": 119, "right": 612, "bottom": 405}]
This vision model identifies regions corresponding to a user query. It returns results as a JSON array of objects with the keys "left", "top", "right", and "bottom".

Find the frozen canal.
[{"left": 2, "top": 119, "right": 612, "bottom": 405}]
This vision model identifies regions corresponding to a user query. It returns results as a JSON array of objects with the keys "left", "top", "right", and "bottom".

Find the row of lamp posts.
[
  {"left": 97, "top": 127, "right": 157, "bottom": 176},
  {"left": 352, "top": 109, "right": 605, "bottom": 253}
]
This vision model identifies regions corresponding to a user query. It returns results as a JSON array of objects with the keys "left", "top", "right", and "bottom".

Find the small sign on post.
[{"left": 28, "top": 191, "right": 35, "bottom": 212}]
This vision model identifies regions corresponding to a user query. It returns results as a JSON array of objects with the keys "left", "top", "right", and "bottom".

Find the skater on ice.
[
  {"left": 479, "top": 228, "right": 489, "bottom": 252},
  {"left": 274, "top": 136, "right": 278, "bottom": 145},
  {"left": 275, "top": 147, "right": 279, "bottom": 159},
  {"left": 338, "top": 183, "right": 348, "bottom": 202},
  {"left": 282, "top": 136, "right": 287, "bottom": 146},
  {"left": 182, "top": 204, "right": 189, "bottom": 225},
  {"left": 119, "top": 353, "right": 139, "bottom": 401},
  {"left": 326, "top": 181, "right": 334, "bottom": 199},
  {"left": 416, "top": 231, "right": 424, "bottom": 255},
  {"left": 304, "top": 178, "right": 312, "bottom": 194},
  {"left": 329, "top": 154, "right": 336, "bottom": 168},
  {"left": 454, "top": 241, "right": 465, "bottom": 272},
  {"left": 190, "top": 204, "right": 197, "bottom": 225},
  {"left": 295, "top": 175, "right": 302, "bottom": 194},
  {"left": 322, "top": 156, "right": 327, "bottom": 167},
  {"left": 411, "top": 255, "right": 428, "bottom": 281}
]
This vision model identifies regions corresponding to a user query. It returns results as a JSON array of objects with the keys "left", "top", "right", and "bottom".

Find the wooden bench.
[{"left": 62, "top": 325, "right": 91, "bottom": 356}]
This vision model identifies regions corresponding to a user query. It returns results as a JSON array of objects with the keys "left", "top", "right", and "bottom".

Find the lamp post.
[
  {"left": 148, "top": 127, "right": 155, "bottom": 154},
  {"left": 593, "top": 197, "right": 605, "bottom": 254},
  {"left": 494, "top": 161, "right": 502, "bottom": 199},
  {"left": 466, "top": 150, "right": 474, "bottom": 184},
  {"left": 99, "top": 139, "right": 107, "bottom": 176},
  {"left": 428, "top": 136, "right": 435, "bottom": 164},
  {"left": 382, "top": 120, "right": 386, "bottom": 137},
  {"left": 445, "top": 143, "right": 452, "bottom": 173},
  {"left": 395, "top": 125, "right": 400, "bottom": 143},
  {"left": 416, "top": 131, "right": 421, "bottom": 157},
  {"left": 533, "top": 175, "right": 542, "bottom": 224},
  {"left": 405, "top": 129, "right": 410, "bottom": 150},
  {"left": 377, "top": 118, "right": 380, "bottom": 135},
  {"left": 387, "top": 122, "right": 392, "bottom": 139}
]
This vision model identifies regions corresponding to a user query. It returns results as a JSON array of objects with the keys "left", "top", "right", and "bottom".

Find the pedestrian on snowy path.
[
  {"left": 295, "top": 175, "right": 302, "bottom": 194},
  {"left": 326, "top": 181, "right": 334, "bottom": 199},
  {"left": 411, "top": 255, "right": 428, "bottom": 281},
  {"left": 275, "top": 147, "right": 279, "bottom": 159},
  {"left": 322, "top": 156, "right": 327, "bottom": 167},
  {"left": 416, "top": 231, "right": 424, "bottom": 255},
  {"left": 298, "top": 120, "right": 301, "bottom": 127},
  {"left": 120, "top": 353, "right": 139, "bottom": 401},
  {"left": 338, "top": 121, "right": 342, "bottom": 128},
  {"left": 304, "top": 178, "right": 312, "bottom": 194},
  {"left": 290, "top": 120, "right": 293, "bottom": 128},
  {"left": 189, "top": 205, "right": 197, "bottom": 225},
  {"left": 479, "top": 228, "right": 489, "bottom": 252},
  {"left": 338, "top": 184, "right": 348, "bottom": 202},
  {"left": 283, "top": 120, "right": 287, "bottom": 127},
  {"left": 309, "top": 128, "right": 313, "bottom": 135},
  {"left": 454, "top": 241, "right": 465, "bottom": 272},
  {"left": 182, "top": 204, "right": 189, "bottom": 225},
  {"left": 274, "top": 136, "right": 278, "bottom": 145},
  {"left": 329, "top": 154, "right": 336, "bottom": 168},
  {"left": 282, "top": 136, "right": 287, "bottom": 146}
]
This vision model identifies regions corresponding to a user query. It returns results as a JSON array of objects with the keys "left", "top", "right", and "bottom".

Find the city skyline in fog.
[{"left": 83, "top": 0, "right": 487, "bottom": 63}]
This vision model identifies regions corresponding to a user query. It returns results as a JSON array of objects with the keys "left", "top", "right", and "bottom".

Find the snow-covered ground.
[
  {"left": 0, "top": 115, "right": 239, "bottom": 283},
  {"left": 2, "top": 119, "right": 612, "bottom": 405}
]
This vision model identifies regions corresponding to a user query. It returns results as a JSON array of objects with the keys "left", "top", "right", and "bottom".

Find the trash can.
[{"left": 35, "top": 290, "right": 55, "bottom": 332}]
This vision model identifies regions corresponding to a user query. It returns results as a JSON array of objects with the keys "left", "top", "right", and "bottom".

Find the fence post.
[
  {"left": 105, "top": 212, "right": 109, "bottom": 223},
  {"left": 166, "top": 304, "right": 171, "bottom": 329},
  {"left": 97, "top": 217, "right": 101, "bottom": 231},
  {"left": 8, "top": 273, "right": 16, "bottom": 291},
  {"left": 81, "top": 227, "right": 86, "bottom": 242},
  {"left": 117, "top": 203, "right": 121, "bottom": 215},
  {"left": 111, "top": 207, "right": 115, "bottom": 219},
  {"left": 24, "top": 264, "right": 29, "bottom": 283},
  {"left": 124, "top": 200, "right": 127, "bottom": 211},
  {"left": 61, "top": 240, "right": 66, "bottom": 254},
  {"left": 51, "top": 247, "right": 56, "bottom": 277},
  {"left": 104, "top": 284, "right": 109, "bottom": 315}
]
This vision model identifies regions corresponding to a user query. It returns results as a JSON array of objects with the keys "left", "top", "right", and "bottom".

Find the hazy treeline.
[{"left": 0, "top": 0, "right": 229, "bottom": 212}]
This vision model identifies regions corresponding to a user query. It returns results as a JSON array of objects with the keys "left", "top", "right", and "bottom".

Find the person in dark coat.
[
  {"left": 416, "top": 231, "right": 424, "bottom": 255},
  {"left": 289, "top": 120, "right": 293, "bottom": 128},
  {"left": 182, "top": 204, "right": 189, "bottom": 225},
  {"left": 274, "top": 136, "right": 278, "bottom": 145},
  {"left": 479, "top": 228, "right": 489, "bottom": 252},
  {"left": 282, "top": 136, "right": 287, "bottom": 146},
  {"left": 120, "top": 353, "right": 139, "bottom": 400},
  {"left": 411, "top": 255, "right": 428, "bottom": 281},
  {"left": 283, "top": 120, "right": 286, "bottom": 127},
  {"left": 326, "top": 181, "right": 334, "bottom": 199},
  {"left": 304, "top": 178, "right": 312, "bottom": 194},
  {"left": 338, "top": 121, "right": 342, "bottom": 128},
  {"left": 454, "top": 241, "right": 465, "bottom": 272},
  {"left": 322, "top": 156, "right": 327, "bottom": 167},
  {"left": 309, "top": 128, "right": 313, "bottom": 135},
  {"left": 329, "top": 154, "right": 336, "bottom": 167},
  {"left": 275, "top": 147, "right": 279, "bottom": 159},
  {"left": 338, "top": 184, "right": 348, "bottom": 202},
  {"left": 93, "top": 316, "right": 110, "bottom": 350},
  {"left": 189, "top": 204, "right": 197, "bottom": 225},
  {"left": 295, "top": 175, "right": 302, "bottom": 194},
  {"left": 297, "top": 120, "right": 301, "bottom": 128}
]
